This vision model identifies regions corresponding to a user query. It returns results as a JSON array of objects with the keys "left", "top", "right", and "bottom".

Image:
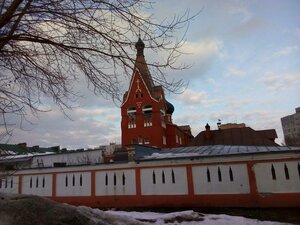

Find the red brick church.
[{"left": 121, "top": 39, "right": 193, "bottom": 148}]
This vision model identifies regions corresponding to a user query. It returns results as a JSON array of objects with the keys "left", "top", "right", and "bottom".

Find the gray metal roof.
[{"left": 135, "top": 145, "right": 300, "bottom": 161}]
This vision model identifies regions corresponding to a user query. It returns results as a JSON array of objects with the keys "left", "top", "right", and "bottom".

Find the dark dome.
[
  {"left": 135, "top": 38, "right": 145, "bottom": 56},
  {"left": 166, "top": 100, "right": 175, "bottom": 114}
]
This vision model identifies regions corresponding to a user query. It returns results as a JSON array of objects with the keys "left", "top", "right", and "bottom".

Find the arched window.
[
  {"left": 127, "top": 107, "right": 136, "bottom": 119},
  {"left": 143, "top": 105, "right": 152, "bottom": 118}
]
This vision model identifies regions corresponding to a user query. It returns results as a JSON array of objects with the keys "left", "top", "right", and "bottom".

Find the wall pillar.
[{"left": 186, "top": 165, "right": 194, "bottom": 196}]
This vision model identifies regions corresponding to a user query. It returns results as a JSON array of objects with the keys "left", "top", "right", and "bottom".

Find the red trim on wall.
[
  {"left": 52, "top": 173, "right": 56, "bottom": 197},
  {"left": 246, "top": 162, "right": 259, "bottom": 206},
  {"left": 50, "top": 193, "right": 300, "bottom": 208},
  {"left": 135, "top": 167, "right": 141, "bottom": 196},
  {"left": 186, "top": 165, "right": 194, "bottom": 196},
  {"left": 91, "top": 171, "right": 95, "bottom": 197}
]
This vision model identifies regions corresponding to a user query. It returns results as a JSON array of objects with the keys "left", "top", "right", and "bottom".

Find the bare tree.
[{"left": 0, "top": 0, "right": 195, "bottom": 139}]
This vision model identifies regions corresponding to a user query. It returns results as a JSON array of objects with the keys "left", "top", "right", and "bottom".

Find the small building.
[
  {"left": 281, "top": 107, "right": 300, "bottom": 146},
  {"left": 193, "top": 123, "right": 278, "bottom": 146}
]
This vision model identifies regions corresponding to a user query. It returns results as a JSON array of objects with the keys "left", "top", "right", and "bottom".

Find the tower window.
[
  {"left": 127, "top": 107, "right": 136, "bottom": 119},
  {"left": 143, "top": 105, "right": 152, "bottom": 118}
]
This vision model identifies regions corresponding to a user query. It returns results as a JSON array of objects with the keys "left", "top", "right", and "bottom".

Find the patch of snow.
[{"left": 83, "top": 209, "right": 292, "bottom": 225}]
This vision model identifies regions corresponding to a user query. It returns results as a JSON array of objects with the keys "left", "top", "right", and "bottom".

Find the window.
[
  {"left": 218, "top": 167, "right": 222, "bottom": 182},
  {"left": 144, "top": 120, "right": 152, "bottom": 127},
  {"left": 127, "top": 107, "right": 136, "bottom": 119},
  {"left": 11, "top": 178, "right": 13, "bottom": 188},
  {"left": 36, "top": 177, "right": 39, "bottom": 188},
  {"left": 298, "top": 163, "right": 300, "bottom": 178},
  {"left": 105, "top": 173, "right": 108, "bottom": 186},
  {"left": 5, "top": 179, "right": 7, "bottom": 188},
  {"left": 138, "top": 136, "right": 143, "bottom": 144},
  {"left": 163, "top": 136, "right": 166, "bottom": 145},
  {"left": 229, "top": 167, "right": 234, "bottom": 182},
  {"left": 80, "top": 174, "right": 83, "bottom": 186},
  {"left": 207, "top": 168, "right": 211, "bottom": 182},
  {"left": 162, "top": 171, "right": 165, "bottom": 184},
  {"left": 113, "top": 173, "right": 117, "bottom": 186},
  {"left": 128, "top": 121, "right": 136, "bottom": 129},
  {"left": 143, "top": 105, "right": 152, "bottom": 118},
  {"left": 30, "top": 177, "right": 32, "bottom": 188},
  {"left": 144, "top": 138, "right": 150, "bottom": 144},
  {"left": 0, "top": 180, "right": 2, "bottom": 188},
  {"left": 132, "top": 138, "right": 137, "bottom": 144},
  {"left": 171, "top": 170, "right": 175, "bottom": 184},
  {"left": 122, "top": 173, "right": 126, "bottom": 186},
  {"left": 152, "top": 171, "right": 156, "bottom": 184},
  {"left": 65, "top": 175, "right": 68, "bottom": 187},
  {"left": 271, "top": 164, "right": 276, "bottom": 180},
  {"left": 73, "top": 174, "right": 75, "bottom": 186},
  {"left": 284, "top": 164, "right": 290, "bottom": 180},
  {"left": 42, "top": 177, "right": 45, "bottom": 188}
]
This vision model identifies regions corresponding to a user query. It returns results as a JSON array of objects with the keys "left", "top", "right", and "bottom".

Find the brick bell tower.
[{"left": 121, "top": 38, "right": 193, "bottom": 149}]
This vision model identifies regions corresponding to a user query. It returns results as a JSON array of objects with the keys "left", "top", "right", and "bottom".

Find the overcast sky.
[{"left": 7, "top": 0, "right": 300, "bottom": 149}]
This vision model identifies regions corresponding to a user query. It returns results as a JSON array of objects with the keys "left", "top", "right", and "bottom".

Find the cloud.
[
  {"left": 225, "top": 67, "right": 246, "bottom": 77},
  {"left": 7, "top": 105, "right": 121, "bottom": 149},
  {"left": 258, "top": 72, "right": 300, "bottom": 91},
  {"left": 273, "top": 45, "right": 298, "bottom": 57},
  {"left": 176, "top": 89, "right": 220, "bottom": 107}
]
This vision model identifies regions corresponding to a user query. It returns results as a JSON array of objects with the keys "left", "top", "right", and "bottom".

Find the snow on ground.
[{"left": 78, "top": 207, "right": 292, "bottom": 225}]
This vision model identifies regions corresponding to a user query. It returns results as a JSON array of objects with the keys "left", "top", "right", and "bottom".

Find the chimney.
[
  {"left": 205, "top": 123, "right": 212, "bottom": 140},
  {"left": 18, "top": 142, "right": 27, "bottom": 149}
]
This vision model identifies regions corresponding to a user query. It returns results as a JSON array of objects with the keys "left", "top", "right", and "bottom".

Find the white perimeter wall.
[
  {"left": 192, "top": 164, "right": 250, "bottom": 194},
  {"left": 22, "top": 174, "right": 52, "bottom": 196},
  {"left": 254, "top": 160, "right": 300, "bottom": 193},
  {"left": 95, "top": 169, "right": 136, "bottom": 196},
  {"left": 140, "top": 167, "right": 188, "bottom": 195},
  {"left": 0, "top": 176, "right": 19, "bottom": 194},
  {"left": 56, "top": 172, "right": 91, "bottom": 196}
]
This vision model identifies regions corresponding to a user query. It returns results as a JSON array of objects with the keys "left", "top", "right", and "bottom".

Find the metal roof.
[{"left": 135, "top": 145, "right": 300, "bottom": 161}]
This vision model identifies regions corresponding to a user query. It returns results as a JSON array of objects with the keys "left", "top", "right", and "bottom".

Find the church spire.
[
  {"left": 135, "top": 38, "right": 145, "bottom": 56},
  {"left": 134, "top": 38, "right": 154, "bottom": 92}
]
